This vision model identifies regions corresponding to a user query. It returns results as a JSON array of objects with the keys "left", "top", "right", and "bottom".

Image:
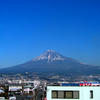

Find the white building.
[
  {"left": 47, "top": 86, "right": 100, "bottom": 100},
  {"left": 9, "top": 85, "right": 22, "bottom": 92}
]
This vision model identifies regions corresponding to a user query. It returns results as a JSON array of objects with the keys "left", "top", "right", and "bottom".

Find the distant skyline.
[{"left": 0, "top": 0, "right": 100, "bottom": 68}]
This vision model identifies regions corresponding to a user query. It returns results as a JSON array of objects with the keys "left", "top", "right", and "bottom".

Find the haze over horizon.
[{"left": 0, "top": 0, "right": 100, "bottom": 68}]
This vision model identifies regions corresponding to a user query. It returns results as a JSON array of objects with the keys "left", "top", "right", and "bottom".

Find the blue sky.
[{"left": 0, "top": 0, "right": 100, "bottom": 67}]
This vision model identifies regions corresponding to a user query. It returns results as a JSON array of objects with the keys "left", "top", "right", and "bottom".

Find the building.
[
  {"left": 23, "top": 85, "right": 33, "bottom": 94},
  {"left": 47, "top": 86, "right": 100, "bottom": 100},
  {"left": 9, "top": 84, "right": 22, "bottom": 94}
]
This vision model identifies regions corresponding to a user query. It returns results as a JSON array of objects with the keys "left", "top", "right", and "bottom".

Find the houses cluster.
[
  {"left": 0, "top": 76, "right": 100, "bottom": 100},
  {"left": 0, "top": 79, "right": 47, "bottom": 100}
]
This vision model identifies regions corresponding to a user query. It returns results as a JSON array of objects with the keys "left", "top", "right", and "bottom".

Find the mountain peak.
[
  {"left": 33, "top": 50, "right": 65, "bottom": 62},
  {"left": 47, "top": 49, "right": 54, "bottom": 52}
]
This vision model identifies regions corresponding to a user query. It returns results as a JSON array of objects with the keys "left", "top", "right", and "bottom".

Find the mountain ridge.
[{"left": 0, "top": 50, "right": 100, "bottom": 75}]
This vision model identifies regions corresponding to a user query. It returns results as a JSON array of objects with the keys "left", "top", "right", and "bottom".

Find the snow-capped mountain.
[
  {"left": 0, "top": 50, "right": 100, "bottom": 75},
  {"left": 33, "top": 50, "right": 66, "bottom": 62},
  {"left": 33, "top": 50, "right": 79, "bottom": 64}
]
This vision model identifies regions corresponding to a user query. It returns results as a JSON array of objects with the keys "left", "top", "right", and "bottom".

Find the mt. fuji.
[
  {"left": 33, "top": 50, "right": 65, "bottom": 62},
  {"left": 33, "top": 50, "right": 78, "bottom": 63},
  {"left": 0, "top": 50, "right": 100, "bottom": 75}
]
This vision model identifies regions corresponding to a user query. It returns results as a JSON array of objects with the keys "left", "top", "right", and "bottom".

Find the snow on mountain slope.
[
  {"left": 0, "top": 50, "right": 100, "bottom": 75},
  {"left": 33, "top": 50, "right": 75, "bottom": 63}
]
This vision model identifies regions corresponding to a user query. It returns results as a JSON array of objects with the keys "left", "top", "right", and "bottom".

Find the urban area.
[{"left": 0, "top": 72, "right": 100, "bottom": 100}]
